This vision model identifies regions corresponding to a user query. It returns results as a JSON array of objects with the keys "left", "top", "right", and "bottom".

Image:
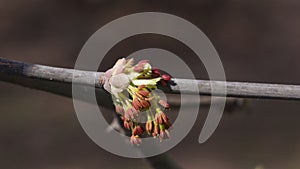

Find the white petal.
[
  {"left": 113, "top": 58, "right": 126, "bottom": 68},
  {"left": 127, "top": 71, "right": 141, "bottom": 80},
  {"left": 132, "top": 77, "right": 161, "bottom": 86},
  {"left": 111, "top": 86, "right": 123, "bottom": 97},
  {"left": 110, "top": 73, "right": 130, "bottom": 90},
  {"left": 103, "top": 79, "right": 111, "bottom": 93}
]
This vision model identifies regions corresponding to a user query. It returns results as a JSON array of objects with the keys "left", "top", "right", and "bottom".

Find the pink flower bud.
[
  {"left": 123, "top": 120, "right": 132, "bottom": 130},
  {"left": 134, "top": 65, "right": 143, "bottom": 72},
  {"left": 159, "top": 130, "right": 165, "bottom": 141},
  {"left": 146, "top": 120, "right": 153, "bottom": 134},
  {"left": 115, "top": 105, "right": 124, "bottom": 114},
  {"left": 152, "top": 125, "right": 159, "bottom": 137},
  {"left": 130, "top": 135, "right": 142, "bottom": 145},
  {"left": 159, "top": 129, "right": 170, "bottom": 141},
  {"left": 155, "top": 112, "right": 171, "bottom": 127},
  {"left": 125, "top": 107, "right": 138, "bottom": 119},
  {"left": 133, "top": 60, "right": 149, "bottom": 72},
  {"left": 159, "top": 100, "right": 170, "bottom": 109},
  {"left": 161, "top": 74, "right": 171, "bottom": 81}
]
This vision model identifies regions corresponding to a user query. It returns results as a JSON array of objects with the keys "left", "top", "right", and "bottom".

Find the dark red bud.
[
  {"left": 138, "top": 90, "right": 150, "bottom": 97},
  {"left": 140, "top": 100, "right": 150, "bottom": 108},
  {"left": 152, "top": 68, "right": 161, "bottom": 78},
  {"left": 133, "top": 125, "right": 144, "bottom": 135},
  {"left": 132, "top": 98, "right": 142, "bottom": 110},
  {"left": 160, "top": 80, "right": 167, "bottom": 86}
]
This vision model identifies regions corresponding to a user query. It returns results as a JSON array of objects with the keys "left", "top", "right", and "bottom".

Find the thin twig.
[
  {"left": 1, "top": 57, "right": 300, "bottom": 100},
  {"left": 0, "top": 57, "right": 244, "bottom": 111}
]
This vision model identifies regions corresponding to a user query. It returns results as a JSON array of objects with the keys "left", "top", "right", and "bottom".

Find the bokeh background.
[{"left": 1, "top": 0, "right": 300, "bottom": 169}]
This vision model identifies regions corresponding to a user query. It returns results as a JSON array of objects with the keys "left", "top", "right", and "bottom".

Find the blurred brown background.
[{"left": 1, "top": 0, "right": 300, "bottom": 169}]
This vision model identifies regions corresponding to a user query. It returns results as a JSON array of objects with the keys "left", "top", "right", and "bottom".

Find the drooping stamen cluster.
[{"left": 101, "top": 58, "right": 172, "bottom": 145}]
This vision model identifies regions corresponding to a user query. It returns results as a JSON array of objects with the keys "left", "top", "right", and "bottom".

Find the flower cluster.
[{"left": 101, "top": 58, "right": 172, "bottom": 145}]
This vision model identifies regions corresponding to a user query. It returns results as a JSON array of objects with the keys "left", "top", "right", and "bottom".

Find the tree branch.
[{"left": 1, "top": 57, "right": 300, "bottom": 100}]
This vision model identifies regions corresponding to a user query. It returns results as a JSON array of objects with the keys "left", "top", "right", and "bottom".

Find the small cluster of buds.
[{"left": 102, "top": 58, "right": 172, "bottom": 145}]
